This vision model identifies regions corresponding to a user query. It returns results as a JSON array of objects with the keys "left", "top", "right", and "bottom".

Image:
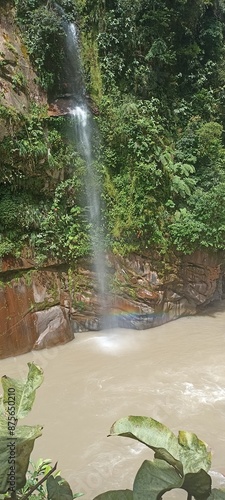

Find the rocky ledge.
[{"left": 0, "top": 249, "right": 224, "bottom": 359}]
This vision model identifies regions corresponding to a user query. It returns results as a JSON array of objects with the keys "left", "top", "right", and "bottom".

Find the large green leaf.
[
  {"left": 0, "top": 424, "right": 42, "bottom": 493},
  {"left": 47, "top": 475, "right": 74, "bottom": 500},
  {"left": 153, "top": 447, "right": 183, "bottom": 475},
  {"left": 93, "top": 490, "right": 133, "bottom": 500},
  {"left": 181, "top": 469, "right": 211, "bottom": 499},
  {"left": 1, "top": 362, "right": 44, "bottom": 419},
  {"left": 0, "top": 363, "right": 43, "bottom": 493},
  {"left": 110, "top": 416, "right": 180, "bottom": 462},
  {"left": 110, "top": 417, "right": 211, "bottom": 478},
  {"left": 133, "top": 459, "right": 183, "bottom": 499},
  {"left": 208, "top": 490, "right": 225, "bottom": 499},
  {"left": 178, "top": 431, "right": 211, "bottom": 473}
]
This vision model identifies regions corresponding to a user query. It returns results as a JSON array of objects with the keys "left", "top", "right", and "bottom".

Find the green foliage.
[
  {"left": 0, "top": 103, "right": 49, "bottom": 189},
  {"left": 18, "top": 458, "right": 53, "bottom": 499},
  {"left": 0, "top": 176, "right": 90, "bottom": 262},
  {"left": 93, "top": 415, "right": 225, "bottom": 499},
  {"left": 0, "top": 103, "right": 90, "bottom": 261},
  {"left": 2, "top": 0, "right": 225, "bottom": 259},
  {"left": 11, "top": 71, "right": 27, "bottom": 92},
  {"left": 0, "top": 189, "right": 47, "bottom": 258},
  {"left": 0, "top": 104, "right": 20, "bottom": 122},
  {"left": 34, "top": 176, "right": 90, "bottom": 262},
  {"left": 1, "top": 362, "right": 44, "bottom": 419},
  {"left": 97, "top": 94, "right": 196, "bottom": 254},
  {"left": 0, "top": 364, "right": 82, "bottom": 499},
  {"left": 14, "top": 0, "right": 76, "bottom": 91},
  {"left": 0, "top": 363, "right": 43, "bottom": 494},
  {"left": 169, "top": 184, "right": 225, "bottom": 252},
  {"left": 0, "top": 237, "right": 18, "bottom": 259},
  {"left": 84, "top": 0, "right": 225, "bottom": 105},
  {"left": 46, "top": 475, "right": 75, "bottom": 500},
  {"left": 76, "top": 0, "right": 225, "bottom": 256}
]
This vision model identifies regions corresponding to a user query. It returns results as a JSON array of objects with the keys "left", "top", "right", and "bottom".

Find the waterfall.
[{"left": 64, "top": 20, "right": 108, "bottom": 318}]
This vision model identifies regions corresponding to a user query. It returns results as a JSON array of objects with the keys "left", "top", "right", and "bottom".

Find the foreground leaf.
[
  {"left": 110, "top": 416, "right": 180, "bottom": 461},
  {"left": 178, "top": 431, "right": 211, "bottom": 474},
  {"left": 1, "top": 362, "right": 44, "bottom": 419},
  {"left": 182, "top": 469, "right": 211, "bottom": 499},
  {"left": 154, "top": 447, "right": 183, "bottom": 475},
  {"left": 110, "top": 416, "right": 211, "bottom": 478},
  {"left": 0, "top": 424, "right": 42, "bottom": 493},
  {"left": 93, "top": 490, "right": 133, "bottom": 500},
  {"left": 133, "top": 459, "right": 182, "bottom": 499},
  {"left": 47, "top": 475, "right": 74, "bottom": 499},
  {"left": 208, "top": 490, "right": 225, "bottom": 499}
]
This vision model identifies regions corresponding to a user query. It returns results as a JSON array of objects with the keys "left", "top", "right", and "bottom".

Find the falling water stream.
[
  {"left": 65, "top": 21, "right": 107, "bottom": 308},
  {"left": 1, "top": 302, "right": 225, "bottom": 499}
]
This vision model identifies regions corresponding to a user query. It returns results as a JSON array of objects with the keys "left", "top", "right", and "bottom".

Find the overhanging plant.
[
  {"left": 93, "top": 416, "right": 225, "bottom": 500},
  {"left": 0, "top": 362, "right": 81, "bottom": 500}
]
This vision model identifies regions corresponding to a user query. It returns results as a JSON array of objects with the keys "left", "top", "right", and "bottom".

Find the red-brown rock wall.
[
  {"left": 0, "top": 265, "right": 74, "bottom": 359},
  {"left": 0, "top": 249, "right": 223, "bottom": 359}
]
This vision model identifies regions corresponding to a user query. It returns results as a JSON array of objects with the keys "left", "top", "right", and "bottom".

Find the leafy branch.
[
  {"left": 0, "top": 363, "right": 82, "bottom": 500},
  {"left": 19, "top": 462, "right": 57, "bottom": 500},
  {"left": 93, "top": 416, "right": 225, "bottom": 500}
]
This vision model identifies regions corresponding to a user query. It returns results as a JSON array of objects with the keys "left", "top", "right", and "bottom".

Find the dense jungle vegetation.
[{"left": 1, "top": 0, "right": 225, "bottom": 260}]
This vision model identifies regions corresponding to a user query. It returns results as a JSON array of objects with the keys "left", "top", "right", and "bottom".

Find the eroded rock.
[
  {"left": 0, "top": 266, "right": 73, "bottom": 359},
  {"left": 34, "top": 306, "right": 73, "bottom": 350},
  {"left": 0, "top": 249, "right": 224, "bottom": 359},
  {"left": 0, "top": 1, "right": 46, "bottom": 127}
]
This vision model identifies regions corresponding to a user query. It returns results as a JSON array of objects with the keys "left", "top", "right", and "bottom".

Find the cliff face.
[
  {"left": 0, "top": 254, "right": 74, "bottom": 359},
  {"left": 0, "top": 1, "right": 45, "bottom": 130},
  {"left": 0, "top": 249, "right": 223, "bottom": 359}
]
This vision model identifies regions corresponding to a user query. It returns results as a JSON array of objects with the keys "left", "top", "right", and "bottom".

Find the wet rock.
[
  {"left": 136, "top": 288, "right": 160, "bottom": 302},
  {"left": 48, "top": 95, "right": 99, "bottom": 117},
  {"left": 0, "top": 269, "right": 74, "bottom": 359},
  {"left": 0, "top": 2, "right": 46, "bottom": 138},
  {"left": 117, "top": 312, "right": 155, "bottom": 330},
  {"left": 48, "top": 97, "right": 77, "bottom": 116},
  {"left": 71, "top": 315, "right": 101, "bottom": 332},
  {"left": 0, "top": 248, "right": 224, "bottom": 358},
  {"left": 0, "top": 280, "right": 37, "bottom": 359},
  {"left": 34, "top": 306, "right": 74, "bottom": 350}
]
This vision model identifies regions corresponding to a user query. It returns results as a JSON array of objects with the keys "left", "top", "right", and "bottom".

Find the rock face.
[
  {"left": 0, "top": 249, "right": 223, "bottom": 359},
  {"left": 0, "top": 1, "right": 46, "bottom": 138},
  {"left": 48, "top": 95, "right": 99, "bottom": 117},
  {"left": 0, "top": 257, "right": 74, "bottom": 359}
]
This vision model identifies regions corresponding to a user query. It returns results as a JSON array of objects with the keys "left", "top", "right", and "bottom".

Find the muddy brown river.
[{"left": 1, "top": 302, "right": 225, "bottom": 498}]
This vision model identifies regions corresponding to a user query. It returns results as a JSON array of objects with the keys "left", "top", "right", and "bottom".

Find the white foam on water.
[
  {"left": 128, "top": 442, "right": 147, "bottom": 456},
  {"left": 89, "top": 331, "right": 141, "bottom": 355},
  {"left": 210, "top": 470, "right": 225, "bottom": 488},
  {"left": 182, "top": 381, "right": 225, "bottom": 404}
]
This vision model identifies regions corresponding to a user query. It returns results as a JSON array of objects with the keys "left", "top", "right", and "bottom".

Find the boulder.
[{"left": 34, "top": 306, "right": 74, "bottom": 350}]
